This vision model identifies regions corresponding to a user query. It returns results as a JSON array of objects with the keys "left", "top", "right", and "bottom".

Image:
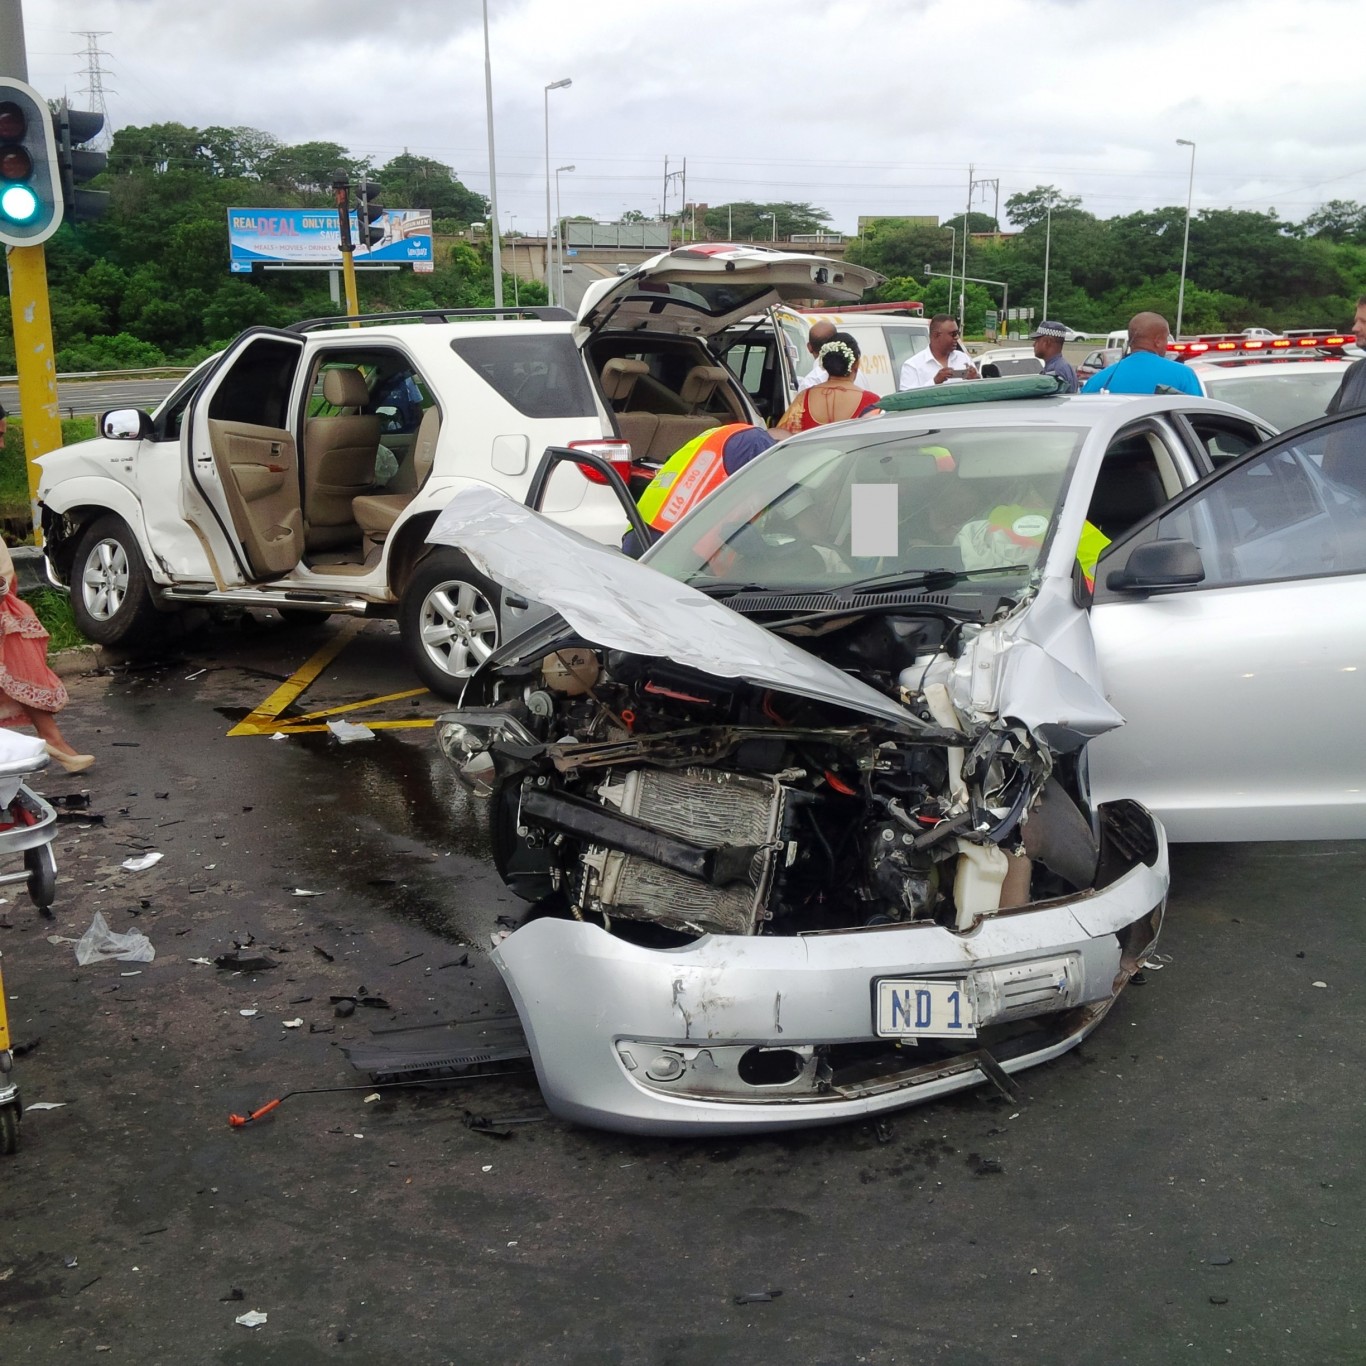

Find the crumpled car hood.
[{"left": 428, "top": 487, "right": 922, "bottom": 732}]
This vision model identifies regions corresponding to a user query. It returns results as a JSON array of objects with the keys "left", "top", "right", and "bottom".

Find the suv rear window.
[{"left": 449, "top": 334, "right": 595, "bottom": 418}]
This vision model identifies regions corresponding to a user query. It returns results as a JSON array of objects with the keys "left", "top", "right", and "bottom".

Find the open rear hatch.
[{"left": 576, "top": 244, "right": 882, "bottom": 341}]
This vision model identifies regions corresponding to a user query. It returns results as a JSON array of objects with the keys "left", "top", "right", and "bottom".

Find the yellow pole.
[
  {"left": 5, "top": 244, "right": 64, "bottom": 544},
  {"left": 340, "top": 245, "right": 360, "bottom": 321}
]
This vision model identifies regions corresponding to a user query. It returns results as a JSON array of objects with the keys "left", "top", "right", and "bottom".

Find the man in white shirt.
[
  {"left": 899, "top": 314, "right": 980, "bottom": 390},
  {"left": 796, "top": 319, "right": 839, "bottom": 391}
]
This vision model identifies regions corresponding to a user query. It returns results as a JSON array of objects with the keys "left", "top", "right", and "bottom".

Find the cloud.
[{"left": 25, "top": 0, "right": 1366, "bottom": 232}]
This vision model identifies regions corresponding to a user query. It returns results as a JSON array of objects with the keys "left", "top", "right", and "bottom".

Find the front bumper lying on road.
[{"left": 492, "top": 813, "right": 1166, "bottom": 1136}]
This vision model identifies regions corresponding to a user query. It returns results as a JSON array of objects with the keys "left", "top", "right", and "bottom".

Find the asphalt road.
[{"left": 0, "top": 614, "right": 1360, "bottom": 1363}]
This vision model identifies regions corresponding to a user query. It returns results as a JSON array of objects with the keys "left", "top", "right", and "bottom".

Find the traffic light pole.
[
  {"left": 6, "top": 246, "right": 63, "bottom": 535},
  {"left": 1, "top": 0, "right": 63, "bottom": 541},
  {"left": 332, "top": 180, "right": 360, "bottom": 321}
]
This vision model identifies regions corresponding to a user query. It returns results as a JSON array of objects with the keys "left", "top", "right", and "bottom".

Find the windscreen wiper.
[{"left": 835, "top": 564, "right": 1033, "bottom": 595}]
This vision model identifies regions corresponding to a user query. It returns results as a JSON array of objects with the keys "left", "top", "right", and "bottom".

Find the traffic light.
[
  {"left": 356, "top": 180, "right": 385, "bottom": 250},
  {"left": 54, "top": 100, "right": 109, "bottom": 224},
  {"left": 0, "top": 77, "right": 62, "bottom": 246}
]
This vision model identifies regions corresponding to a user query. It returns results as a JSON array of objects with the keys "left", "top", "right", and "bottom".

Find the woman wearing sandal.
[{"left": 0, "top": 541, "right": 93, "bottom": 773}]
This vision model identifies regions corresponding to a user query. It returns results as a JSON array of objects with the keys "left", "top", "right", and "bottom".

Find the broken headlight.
[{"left": 435, "top": 709, "right": 538, "bottom": 796}]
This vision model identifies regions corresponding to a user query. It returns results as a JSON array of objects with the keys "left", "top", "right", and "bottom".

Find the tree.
[
  {"left": 701, "top": 201, "right": 831, "bottom": 239},
  {"left": 376, "top": 153, "right": 488, "bottom": 221},
  {"left": 260, "top": 141, "right": 359, "bottom": 196},
  {"left": 1297, "top": 200, "right": 1366, "bottom": 244},
  {"left": 1004, "top": 185, "right": 1082, "bottom": 230}
]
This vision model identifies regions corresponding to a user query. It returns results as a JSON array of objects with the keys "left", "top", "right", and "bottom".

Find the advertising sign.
[{"left": 228, "top": 208, "right": 434, "bottom": 274}]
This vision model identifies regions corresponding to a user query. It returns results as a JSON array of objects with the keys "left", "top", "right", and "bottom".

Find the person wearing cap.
[{"left": 1029, "top": 321, "right": 1079, "bottom": 393}]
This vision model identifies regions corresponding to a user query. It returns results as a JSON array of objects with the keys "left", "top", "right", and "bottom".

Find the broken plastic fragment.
[
  {"left": 75, "top": 911, "right": 155, "bottom": 965},
  {"left": 121, "top": 852, "right": 163, "bottom": 872},
  {"left": 733, "top": 1289, "right": 783, "bottom": 1305},
  {"left": 1312, "top": 980, "right": 1328, "bottom": 989},
  {"left": 239, "top": 1009, "right": 259, "bottom": 1018},
  {"left": 282, "top": 1019, "right": 303, "bottom": 1029},
  {"left": 327, "top": 719, "right": 375, "bottom": 744},
  {"left": 363, "top": 1092, "right": 381, "bottom": 1104},
  {"left": 292, "top": 889, "right": 323, "bottom": 897},
  {"left": 271, "top": 732, "right": 288, "bottom": 741},
  {"left": 234, "top": 1309, "right": 268, "bottom": 1328},
  {"left": 25, "top": 1102, "right": 66, "bottom": 1111},
  {"left": 188, "top": 957, "right": 213, "bottom": 967}
]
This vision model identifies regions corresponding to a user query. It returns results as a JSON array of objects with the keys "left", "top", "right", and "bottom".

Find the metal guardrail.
[{"left": 0, "top": 367, "right": 195, "bottom": 384}]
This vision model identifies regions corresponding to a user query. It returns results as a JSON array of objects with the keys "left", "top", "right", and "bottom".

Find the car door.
[
  {"left": 182, "top": 329, "right": 307, "bottom": 584},
  {"left": 1085, "top": 408, "right": 1366, "bottom": 840}
]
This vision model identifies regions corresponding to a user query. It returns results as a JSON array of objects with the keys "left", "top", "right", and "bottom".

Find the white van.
[
  {"left": 1106, "top": 328, "right": 1129, "bottom": 352},
  {"left": 720, "top": 305, "right": 930, "bottom": 421}
]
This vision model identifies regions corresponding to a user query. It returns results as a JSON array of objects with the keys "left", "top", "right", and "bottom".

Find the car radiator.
[{"left": 578, "top": 767, "right": 788, "bottom": 937}]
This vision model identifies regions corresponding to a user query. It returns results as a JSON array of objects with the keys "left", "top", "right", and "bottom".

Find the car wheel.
[
  {"left": 399, "top": 551, "right": 501, "bottom": 699},
  {"left": 70, "top": 515, "right": 161, "bottom": 645}
]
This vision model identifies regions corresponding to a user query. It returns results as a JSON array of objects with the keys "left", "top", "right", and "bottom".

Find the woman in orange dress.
[
  {"left": 0, "top": 540, "right": 92, "bottom": 773},
  {"left": 775, "top": 332, "right": 881, "bottom": 434}
]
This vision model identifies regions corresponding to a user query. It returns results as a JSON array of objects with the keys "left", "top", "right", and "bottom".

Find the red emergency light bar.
[{"left": 1170, "top": 335, "right": 1351, "bottom": 355}]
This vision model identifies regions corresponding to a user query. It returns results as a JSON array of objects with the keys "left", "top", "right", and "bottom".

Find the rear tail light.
[{"left": 568, "top": 439, "right": 634, "bottom": 486}]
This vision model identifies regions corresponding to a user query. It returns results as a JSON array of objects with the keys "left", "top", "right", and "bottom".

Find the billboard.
[{"left": 228, "top": 208, "right": 434, "bottom": 274}]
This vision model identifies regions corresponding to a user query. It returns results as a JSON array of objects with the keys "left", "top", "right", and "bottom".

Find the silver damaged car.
[{"left": 428, "top": 402, "right": 1171, "bottom": 1135}]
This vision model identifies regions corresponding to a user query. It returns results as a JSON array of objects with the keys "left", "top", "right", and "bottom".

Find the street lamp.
[
  {"left": 759, "top": 211, "right": 776, "bottom": 242},
  {"left": 555, "top": 164, "right": 575, "bottom": 308},
  {"left": 1175, "top": 138, "right": 1196, "bottom": 341},
  {"left": 481, "top": 0, "right": 503, "bottom": 307},
  {"left": 1041, "top": 201, "right": 1053, "bottom": 324},
  {"left": 544, "top": 77, "right": 571, "bottom": 301},
  {"left": 507, "top": 212, "right": 519, "bottom": 307}
]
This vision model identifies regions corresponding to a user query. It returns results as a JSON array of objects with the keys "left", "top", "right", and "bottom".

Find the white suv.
[{"left": 36, "top": 246, "right": 877, "bottom": 696}]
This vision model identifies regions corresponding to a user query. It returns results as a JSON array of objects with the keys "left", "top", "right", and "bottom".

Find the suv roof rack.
[{"left": 288, "top": 306, "right": 574, "bottom": 334}]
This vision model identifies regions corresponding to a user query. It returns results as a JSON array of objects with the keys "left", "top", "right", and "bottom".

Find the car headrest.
[
  {"left": 681, "top": 365, "right": 730, "bottom": 407},
  {"left": 601, "top": 357, "right": 649, "bottom": 402},
  {"left": 321, "top": 367, "right": 370, "bottom": 409}
]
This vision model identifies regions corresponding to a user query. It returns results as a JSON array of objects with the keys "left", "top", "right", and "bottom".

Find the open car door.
[
  {"left": 576, "top": 244, "right": 881, "bottom": 342},
  {"left": 182, "top": 328, "right": 307, "bottom": 585}
]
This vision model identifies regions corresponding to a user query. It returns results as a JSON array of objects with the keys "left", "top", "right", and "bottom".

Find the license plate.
[{"left": 875, "top": 978, "right": 976, "bottom": 1039}]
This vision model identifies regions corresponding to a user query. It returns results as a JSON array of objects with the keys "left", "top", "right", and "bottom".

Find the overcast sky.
[{"left": 21, "top": 0, "right": 1366, "bottom": 236}]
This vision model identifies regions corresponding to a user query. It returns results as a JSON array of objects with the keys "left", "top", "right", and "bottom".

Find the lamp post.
[
  {"left": 544, "top": 77, "right": 571, "bottom": 301},
  {"left": 507, "top": 212, "right": 519, "bottom": 307},
  {"left": 1041, "top": 201, "right": 1052, "bottom": 324},
  {"left": 554, "top": 164, "right": 574, "bottom": 308},
  {"left": 1175, "top": 138, "right": 1196, "bottom": 341},
  {"left": 481, "top": 0, "right": 503, "bottom": 307},
  {"left": 759, "top": 211, "right": 775, "bottom": 242}
]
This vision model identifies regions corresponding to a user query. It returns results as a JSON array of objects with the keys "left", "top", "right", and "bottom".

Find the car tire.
[
  {"left": 399, "top": 551, "right": 501, "bottom": 699},
  {"left": 70, "top": 515, "right": 161, "bottom": 646}
]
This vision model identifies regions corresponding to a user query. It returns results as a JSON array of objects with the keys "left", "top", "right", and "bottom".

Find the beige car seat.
[
  {"left": 601, "top": 358, "right": 659, "bottom": 460},
  {"left": 353, "top": 406, "right": 441, "bottom": 550},
  {"left": 302, "top": 368, "right": 381, "bottom": 551},
  {"left": 649, "top": 365, "right": 735, "bottom": 460}
]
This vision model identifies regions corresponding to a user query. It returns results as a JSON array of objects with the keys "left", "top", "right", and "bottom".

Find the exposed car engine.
[{"left": 443, "top": 609, "right": 1100, "bottom": 945}]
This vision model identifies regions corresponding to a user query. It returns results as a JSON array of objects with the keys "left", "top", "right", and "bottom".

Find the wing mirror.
[
  {"left": 100, "top": 408, "right": 154, "bottom": 441},
  {"left": 1105, "top": 538, "right": 1205, "bottom": 592}
]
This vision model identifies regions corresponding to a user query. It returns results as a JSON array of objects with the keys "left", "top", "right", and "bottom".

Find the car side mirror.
[
  {"left": 100, "top": 408, "right": 155, "bottom": 441},
  {"left": 1105, "top": 538, "right": 1205, "bottom": 592}
]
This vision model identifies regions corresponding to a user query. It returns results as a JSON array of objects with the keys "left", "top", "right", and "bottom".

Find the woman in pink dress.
[{"left": 0, "top": 540, "right": 92, "bottom": 773}]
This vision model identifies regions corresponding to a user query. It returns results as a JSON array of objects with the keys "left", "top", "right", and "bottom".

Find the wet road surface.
[{"left": 0, "top": 614, "right": 1362, "bottom": 1364}]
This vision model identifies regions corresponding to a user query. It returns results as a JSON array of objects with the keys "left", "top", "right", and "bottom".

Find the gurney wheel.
[
  {"left": 25, "top": 845, "right": 55, "bottom": 911},
  {"left": 0, "top": 1105, "right": 17, "bottom": 1155}
]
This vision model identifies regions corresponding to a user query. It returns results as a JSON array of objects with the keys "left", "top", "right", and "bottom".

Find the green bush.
[
  {"left": 24, "top": 587, "right": 86, "bottom": 651},
  {"left": 0, "top": 419, "right": 98, "bottom": 527}
]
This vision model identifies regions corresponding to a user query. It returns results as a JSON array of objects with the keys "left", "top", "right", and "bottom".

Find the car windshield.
[
  {"left": 643, "top": 421, "right": 1086, "bottom": 593},
  {"left": 1201, "top": 367, "right": 1344, "bottom": 431}
]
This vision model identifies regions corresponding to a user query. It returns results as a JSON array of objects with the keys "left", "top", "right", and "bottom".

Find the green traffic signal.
[
  {"left": 0, "top": 80, "right": 62, "bottom": 245},
  {"left": 1, "top": 181, "right": 40, "bottom": 223}
]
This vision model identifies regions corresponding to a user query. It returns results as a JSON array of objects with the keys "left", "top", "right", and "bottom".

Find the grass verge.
[{"left": 24, "top": 587, "right": 87, "bottom": 652}]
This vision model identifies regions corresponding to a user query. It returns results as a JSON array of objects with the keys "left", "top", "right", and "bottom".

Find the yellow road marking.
[{"left": 227, "top": 621, "right": 437, "bottom": 736}]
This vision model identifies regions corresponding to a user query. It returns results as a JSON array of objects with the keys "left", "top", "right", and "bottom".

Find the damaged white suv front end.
[{"left": 430, "top": 413, "right": 1167, "bottom": 1135}]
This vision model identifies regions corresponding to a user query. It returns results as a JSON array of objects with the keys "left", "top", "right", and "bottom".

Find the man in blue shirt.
[
  {"left": 1080, "top": 312, "right": 1205, "bottom": 396},
  {"left": 1029, "top": 320, "right": 1079, "bottom": 392}
]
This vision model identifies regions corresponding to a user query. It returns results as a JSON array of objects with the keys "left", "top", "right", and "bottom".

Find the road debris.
[
  {"left": 75, "top": 911, "right": 155, "bottom": 965},
  {"left": 327, "top": 719, "right": 375, "bottom": 743},
  {"left": 213, "top": 950, "right": 277, "bottom": 972},
  {"left": 120, "top": 852, "right": 163, "bottom": 873},
  {"left": 282, "top": 1019, "right": 303, "bottom": 1029},
  {"left": 733, "top": 1290, "right": 783, "bottom": 1305},
  {"left": 234, "top": 1309, "right": 268, "bottom": 1328},
  {"left": 292, "top": 889, "right": 323, "bottom": 897}
]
